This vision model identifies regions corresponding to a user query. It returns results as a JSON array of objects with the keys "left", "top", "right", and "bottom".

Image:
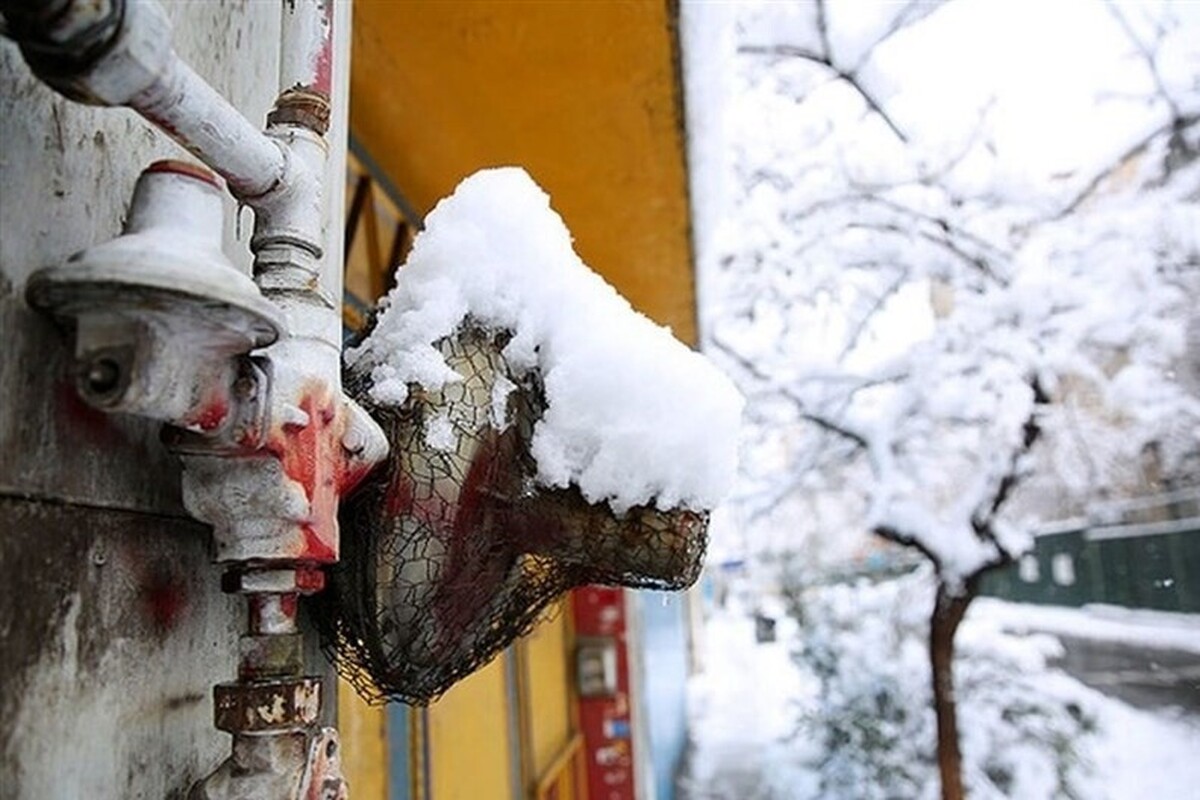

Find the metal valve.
[{"left": 25, "top": 160, "right": 285, "bottom": 438}]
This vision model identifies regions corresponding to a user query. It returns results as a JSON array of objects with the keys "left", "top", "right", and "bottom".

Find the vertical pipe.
[
  {"left": 320, "top": 0, "right": 351, "bottom": 319},
  {"left": 280, "top": 0, "right": 335, "bottom": 95},
  {"left": 272, "top": 0, "right": 348, "bottom": 339},
  {"left": 248, "top": 592, "right": 300, "bottom": 635}
]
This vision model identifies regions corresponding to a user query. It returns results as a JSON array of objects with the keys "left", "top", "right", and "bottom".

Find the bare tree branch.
[
  {"left": 783, "top": 192, "right": 1011, "bottom": 266},
  {"left": 838, "top": 266, "right": 910, "bottom": 360},
  {"left": 1107, "top": 2, "right": 1184, "bottom": 122},
  {"left": 738, "top": 42, "right": 909, "bottom": 143},
  {"left": 710, "top": 337, "right": 875, "bottom": 449},
  {"left": 800, "top": 411, "right": 871, "bottom": 450},
  {"left": 844, "top": 221, "right": 1007, "bottom": 286},
  {"left": 739, "top": 0, "right": 955, "bottom": 145},
  {"left": 873, "top": 523, "right": 943, "bottom": 570},
  {"left": 968, "top": 377, "right": 1049, "bottom": 555},
  {"left": 1054, "top": 114, "right": 1200, "bottom": 219}
]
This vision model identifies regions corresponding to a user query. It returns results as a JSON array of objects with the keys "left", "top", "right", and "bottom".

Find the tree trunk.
[{"left": 930, "top": 578, "right": 976, "bottom": 800}]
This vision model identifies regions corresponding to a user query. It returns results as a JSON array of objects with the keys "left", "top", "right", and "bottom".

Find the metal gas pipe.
[{"left": 6, "top": 1, "right": 386, "bottom": 797}]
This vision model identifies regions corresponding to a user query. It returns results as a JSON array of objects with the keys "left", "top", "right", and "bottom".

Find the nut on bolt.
[
  {"left": 213, "top": 676, "right": 322, "bottom": 734},
  {"left": 266, "top": 88, "right": 331, "bottom": 136},
  {"left": 76, "top": 346, "right": 132, "bottom": 406},
  {"left": 222, "top": 566, "right": 326, "bottom": 595}
]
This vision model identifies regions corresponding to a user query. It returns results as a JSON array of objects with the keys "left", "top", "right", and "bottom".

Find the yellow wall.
[
  {"left": 340, "top": 2, "right": 696, "bottom": 797},
  {"left": 337, "top": 677, "right": 389, "bottom": 800},
  {"left": 350, "top": 0, "right": 697, "bottom": 342},
  {"left": 428, "top": 657, "right": 516, "bottom": 799},
  {"left": 520, "top": 605, "right": 575, "bottom": 791}
]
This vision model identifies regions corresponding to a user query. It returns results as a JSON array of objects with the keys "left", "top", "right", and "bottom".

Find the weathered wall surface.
[{"left": 0, "top": 3, "right": 291, "bottom": 796}]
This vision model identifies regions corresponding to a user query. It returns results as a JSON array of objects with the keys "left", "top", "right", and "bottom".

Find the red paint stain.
[
  {"left": 313, "top": 0, "right": 334, "bottom": 95},
  {"left": 384, "top": 471, "right": 416, "bottom": 516},
  {"left": 262, "top": 382, "right": 384, "bottom": 565},
  {"left": 340, "top": 457, "right": 376, "bottom": 496},
  {"left": 294, "top": 566, "right": 327, "bottom": 593},
  {"left": 267, "top": 386, "right": 343, "bottom": 563},
  {"left": 56, "top": 381, "right": 124, "bottom": 446},
  {"left": 184, "top": 395, "right": 230, "bottom": 432},
  {"left": 143, "top": 576, "right": 188, "bottom": 633},
  {"left": 236, "top": 421, "right": 262, "bottom": 449},
  {"left": 145, "top": 159, "right": 220, "bottom": 187},
  {"left": 433, "top": 433, "right": 518, "bottom": 651},
  {"left": 279, "top": 593, "right": 299, "bottom": 619}
]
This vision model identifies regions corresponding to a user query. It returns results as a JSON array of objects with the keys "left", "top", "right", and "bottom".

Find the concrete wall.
[{"left": 0, "top": 3, "right": 310, "bottom": 796}]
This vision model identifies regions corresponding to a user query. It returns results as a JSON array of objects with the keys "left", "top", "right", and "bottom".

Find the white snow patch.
[
  {"left": 489, "top": 372, "right": 517, "bottom": 431},
  {"left": 684, "top": 603, "right": 817, "bottom": 799},
  {"left": 971, "top": 597, "right": 1200, "bottom": 655},
  {"left": 423, "top": 412, "right": 456, "bottom": 452},
  {"left": 347, "top": 167, "right": 744, "bottom": 513}
]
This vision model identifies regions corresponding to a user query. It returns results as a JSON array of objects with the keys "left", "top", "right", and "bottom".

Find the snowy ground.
[
  {"left": 682, "top": 593, "right": 1200, "bottom": 799},
  {"left": 970, "top": 598, "right": 1200, "bottom": 656},
  {"left": 681, "top": 606, "right": 819, "bottom": 800}
]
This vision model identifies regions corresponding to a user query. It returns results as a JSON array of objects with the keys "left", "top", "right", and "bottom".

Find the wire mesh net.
[{"left": 315, "top": 324, "right": 708, "bottom": 705}]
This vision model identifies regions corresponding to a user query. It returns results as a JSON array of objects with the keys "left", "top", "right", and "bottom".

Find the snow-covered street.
[
  {"left": 682, "top": 583, "right": 1200, "bottom": 799},
  {"left": 972, "top": 599, "right": 1200, "bottom": 713}
]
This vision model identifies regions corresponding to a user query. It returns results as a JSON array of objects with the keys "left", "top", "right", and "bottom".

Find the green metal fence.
[{"left": 980, "top": 519, "right": 1200, "bottom": 612}]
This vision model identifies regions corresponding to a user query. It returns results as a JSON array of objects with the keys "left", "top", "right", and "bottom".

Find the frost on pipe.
[{"left": 316, "top": 168, "right": 742, "bottom": 704}]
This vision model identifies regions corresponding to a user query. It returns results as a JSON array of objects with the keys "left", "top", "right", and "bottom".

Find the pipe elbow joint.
[
  {"left": 8, "top": 0, "right": 175, "bottom": 106},
  {"left": 247, "top": 139, "right": 325, "bottom": 259}
]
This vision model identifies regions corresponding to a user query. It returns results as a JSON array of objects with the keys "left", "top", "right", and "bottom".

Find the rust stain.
[{"left": 142, "top": 572, "right": 188, "bottom": 633}]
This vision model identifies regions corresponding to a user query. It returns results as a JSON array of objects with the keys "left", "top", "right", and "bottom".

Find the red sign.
[{"left": 573, "top": 587, "right": 637, "bottom": 800}]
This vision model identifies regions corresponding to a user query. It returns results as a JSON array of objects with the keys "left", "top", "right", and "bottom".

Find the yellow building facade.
[{"left": 338, "top": 2, "right": 697, "bottom": 798}]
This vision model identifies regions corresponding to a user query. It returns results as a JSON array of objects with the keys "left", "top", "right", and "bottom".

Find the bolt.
[
  {"left": 325, "top": 738, "right": 337, "bottom": 759},
  {"left": 91, "top": 550, "right": 107, "bottom": 567},
  {"left": 84, "top": 357, "right": 122, "bottom": 396},
  {"left": 233, "top": 374, "right": 256, "bottom": 400},
  {"left": 342, "top": 427, "right": 364, "bottom": 454}
]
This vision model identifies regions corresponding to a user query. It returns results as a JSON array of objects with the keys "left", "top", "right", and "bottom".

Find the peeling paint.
[
  {"left": 0, "top": 0, "right": 351, "bottom": 794},
  {"left": 0, "top": 498, "right": 239, "bottom": 798}
]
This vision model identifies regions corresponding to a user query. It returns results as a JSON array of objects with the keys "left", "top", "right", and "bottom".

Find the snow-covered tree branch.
[{"left": 709, "top": 1, "right": 1200, "bottom": 797}]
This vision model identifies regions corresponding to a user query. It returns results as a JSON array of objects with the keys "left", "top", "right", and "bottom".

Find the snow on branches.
[{"left": 710, "top": 0, "right": 1200, "bottom": 587}]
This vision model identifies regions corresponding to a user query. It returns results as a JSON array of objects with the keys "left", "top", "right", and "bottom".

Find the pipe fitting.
[
  {"left": 250, "top": 123, "right": 329, "bottom": 301},
  {"left": 10, "top": 0, "right": 174, "bottom": 107},
  {"left": 188, "top": 729, "right": 347, "bottom": 800},
  {"left": 213, "top": 677, "right": 321, "bottom": 735},
  {"left": 267, "top": 87, "right": 331, "bottom": 137},
  {"left": 4, "top": 0, "right": 288, "bottom": 198},
  {"left": 11, "top": 4, "right": 367, "bottom": 796},
  {"left": 0, "top": 0, "right": 128, "bottom": 96}
]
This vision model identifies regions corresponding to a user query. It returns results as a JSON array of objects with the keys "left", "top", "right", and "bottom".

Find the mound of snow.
[{"left": 347, "top": 167, "right": 743, "bottom": 513}]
